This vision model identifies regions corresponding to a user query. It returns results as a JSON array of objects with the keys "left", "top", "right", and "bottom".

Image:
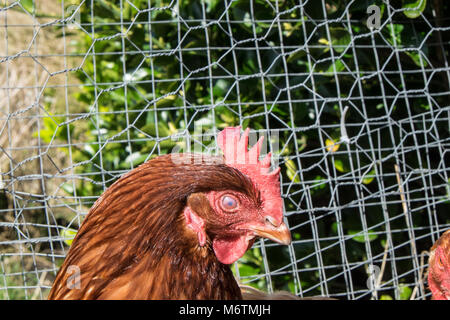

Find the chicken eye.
[
  {"left": 220, "top": 195, "right": 239, "bottom": 212},
  {"left": 437, "top": 256, "right": 444, "bottom": 268}
]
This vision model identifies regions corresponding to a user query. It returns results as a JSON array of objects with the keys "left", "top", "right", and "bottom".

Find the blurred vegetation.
[{"left": 2, "top": 0, "right": 449, "bottom": 299}]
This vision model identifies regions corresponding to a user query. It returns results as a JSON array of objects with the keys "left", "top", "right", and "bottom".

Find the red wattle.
[{"left": 212, "top": 235, "right": 250, "bottom": 265}]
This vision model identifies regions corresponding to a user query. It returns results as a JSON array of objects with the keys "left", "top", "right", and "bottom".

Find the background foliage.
[{"left": 1, "top": 0, "right": 449, "bottom": 299}]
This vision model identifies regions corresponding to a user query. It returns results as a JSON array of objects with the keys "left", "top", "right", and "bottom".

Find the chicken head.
[{"left": 182, "top": 127, "right": 291, "bottom": 265}]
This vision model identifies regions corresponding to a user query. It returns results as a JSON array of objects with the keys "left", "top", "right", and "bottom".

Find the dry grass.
[
  {"left": 0, "top": 1, "right": 80, "bottom": 299},
  {"left": 0, "top": 1, "right": 76, "bottom": 192}
]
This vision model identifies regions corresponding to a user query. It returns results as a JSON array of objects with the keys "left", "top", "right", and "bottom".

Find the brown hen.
[
  {"left": 48, "top": 127, "right": 291, "bottom": 299},
  {"left": 428, "top": 229, "right": 450, "bottom": 300}
]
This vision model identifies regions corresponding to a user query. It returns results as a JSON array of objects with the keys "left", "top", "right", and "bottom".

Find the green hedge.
[{"left": 36, "top": 0, "right": 449, "bottom": 298}]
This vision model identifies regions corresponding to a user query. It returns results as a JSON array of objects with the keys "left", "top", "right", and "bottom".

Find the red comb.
[{"left": 217, "top": 126, "right": 283, "bottom": 224}]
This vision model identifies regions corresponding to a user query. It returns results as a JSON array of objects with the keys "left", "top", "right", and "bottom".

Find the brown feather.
[
  {"left": 427, "top": 229, "right": 450, "bottom": 299},
  {"left": 48, "top": 154, "right": 256, "bottom": 300}
]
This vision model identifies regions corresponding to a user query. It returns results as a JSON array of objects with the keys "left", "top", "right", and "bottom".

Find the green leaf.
[
  {"left": 296, "top": 134, "right": 307, "bottom": 152},
  {"left": 61, "top": 228, "right": 78, "bottom": 246},
  {"left": 124, "top": 68, "right": 151, "bottom": 83},
  {"left": 61, "top": 183, "right": 74, "bottom": 195},
  {"left": 398, "top": 284, "right": 413, "bottom": 300},
  {"left": 287, "top": 49, "right": 307, "bottom": 63},
  {"left": 334, "top": 159, "right": 350, "bottom": 173},
  {"left": 326, "top": 138, "right": 340, "bottom": 152},
  {"left": 35, "top": 114, "right": 64, "bottom": 144},
  {"left": 205, "top": 0, "right": 221, "bottom": 13},
  {"left": 405, "top": 51, "right": 428, "bottom": 67},
  {"left": 334, "top": 159, "right": 345, "bottom": 172},
  {"left": 216, "top": 106, "right": 238, "bottom": 126},
  {"left": 402, "top": 0, "right": 426, "bottom": 19},
  {"left": 329, "top": 27, "right": 351, "bottom": 53},
  {"left": 312, "top": 176, "right": 327, "bottom": 190},
  {"left": 348, "top": 230, "right": 378, "bottom": 243},
  {"left": 285, "top": 158, "right": 300, "bottom": 183},
  {"left": 445, "top": 179, "right": 450, "bottom": 204},
  {"left": 96, "top": 0, "right": 122, "bottom": 20},
  {"left": 287, "top": 281, "right": 296, "bottom": 294},
  {"left": 239, "top": 247, "right": 263, "bottom": 265},
  {"left": 156, "top": 95, "right": 177, "bottom": 108},
  {"left": 238, "top": 264, "right": 260, "bottom": 277},
  {"left": 141, "top": 122, "right": 170, "bottom": 137},
  {"left": 213, "top": 79, "right": 229, "bottom": 97},
  {"left": 362, "top": 169, "right": 376, "bottom": 184},
  {"left": 121, "top": 152, "right": 147, "bottom": 168},
  {"left": 386, "top": 24, "right": 404, "bottom": 46},
  {"left": 20, "top": 0, "right": 34, "bottom": 14},
  {"left": 380, "top": 294, "right": 393, "bottom": 300},
  {"left": 325, "top": 59, "right": 345, "bottom": 75}
]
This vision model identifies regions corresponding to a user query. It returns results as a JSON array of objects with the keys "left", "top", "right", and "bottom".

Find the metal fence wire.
[{"left": 0, "top": 0, "right": 449, "bottom": 300}]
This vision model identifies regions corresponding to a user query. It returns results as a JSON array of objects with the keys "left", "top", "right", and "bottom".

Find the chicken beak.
[{"left": 247, "top": 219, "right": 291, "bottom": 245}]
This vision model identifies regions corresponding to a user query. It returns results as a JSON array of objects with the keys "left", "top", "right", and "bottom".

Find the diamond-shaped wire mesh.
[{"left": 0, "top": 0, "right": 449, "bottom": 300}]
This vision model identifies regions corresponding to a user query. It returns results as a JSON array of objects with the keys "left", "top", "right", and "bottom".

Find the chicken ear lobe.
[{"left": 183, "top": 206, "right": 206, "bottom": 247}]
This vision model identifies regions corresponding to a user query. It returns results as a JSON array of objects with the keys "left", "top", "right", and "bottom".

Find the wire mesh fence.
[{"left": 0, "top": 0, "right": 449, "bottom": 300}]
